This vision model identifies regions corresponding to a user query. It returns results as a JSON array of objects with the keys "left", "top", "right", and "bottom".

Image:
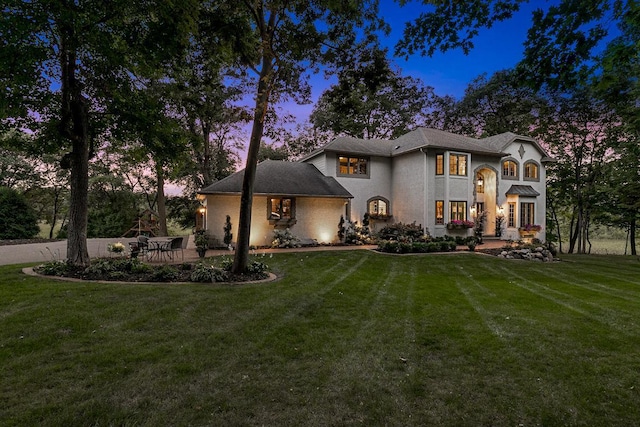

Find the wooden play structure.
[{"left": 122, "top": 209, "right": 160, "bottom": 237}]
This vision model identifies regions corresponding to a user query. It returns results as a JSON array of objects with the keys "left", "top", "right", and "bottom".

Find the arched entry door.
[{"left": 474, "top": 166, "right": 498, "bottom": 236}]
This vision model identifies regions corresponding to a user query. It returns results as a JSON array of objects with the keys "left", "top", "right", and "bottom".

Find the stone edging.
[{"left": 22, "top": 267, "right": 278, "bottom": 286}]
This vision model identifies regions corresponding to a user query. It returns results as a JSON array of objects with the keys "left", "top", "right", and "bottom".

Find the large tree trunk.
[
  {"left": 60, "top": 30, "right": 90, "bottom": 267},
  {"left": 155, "top": 161, "right": 169, "bottom": 237},
  {"left": 232, "top": 53, "right": 274, "bottom": 274}
]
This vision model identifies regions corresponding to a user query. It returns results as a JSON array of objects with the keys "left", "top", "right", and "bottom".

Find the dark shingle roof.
[
  {"left": 505, "top": 185, "right": 540, "bottom": 197},
  {"left": 198, "top": 160, "right": 352, "bottom": 198},
  {"left": 392, "top": 128, "right": 506, "bottom": 156}
]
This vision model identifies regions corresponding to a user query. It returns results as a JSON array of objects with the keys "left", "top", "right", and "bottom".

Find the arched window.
[
  {"left": 524, "top": 161, "right": 539, "bottom": 181},
  {"left": 367, "top": 197, "right": 390, "bottom": 218},
  {"left": 502, "top": 159, "right": 519, "bottom": 179}
]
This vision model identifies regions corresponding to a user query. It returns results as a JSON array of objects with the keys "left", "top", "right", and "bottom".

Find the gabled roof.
[
  {"left": 198, "top": 160, "right": 352, "bottom": 198},
  {"left": 392, "top": 128, "right": 507, "bottom": 156},
  {"left": 481, "top": 132, "right": 551, "bottom": 160},
  {"left": 505, "top": 184, "right": 540, "bottom": 197},
  {"left": 300, "top": 128, "right": 529, "bottom": 161}
]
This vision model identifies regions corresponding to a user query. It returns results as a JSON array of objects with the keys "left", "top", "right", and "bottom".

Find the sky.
[{"left": 288, "top": 1, "right": 542, "bottom": 123}]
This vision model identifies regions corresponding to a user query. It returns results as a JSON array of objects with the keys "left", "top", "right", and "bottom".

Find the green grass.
[{"left": 2, "top": 252, "right": 640, "bottom": 426}]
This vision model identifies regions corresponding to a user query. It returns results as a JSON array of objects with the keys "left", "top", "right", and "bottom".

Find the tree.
[
  {"left": 0, "top": 187, "right": 40, "bottom": 239},
  {"left": 452, "top": 70, "right": 548, "bottom": 138},
  {"left": 227, "top": 1, "right": 384, "bottom": 274},
  {"left": 397, "top": 0, "right": 627, "bottom": 90},
  {"left": 595, "top": 6, "right": 640, "bottom": 254},
  {"left": 0, "top": 1, "right": 196, "bottom": 266},
  {"left": 311, "top": 46, "right": 436, "bottom": 139},
  {"left": 538, "top": 88, "right": 618, "bottom": 254}
]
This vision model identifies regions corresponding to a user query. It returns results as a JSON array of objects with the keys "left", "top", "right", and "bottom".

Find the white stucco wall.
[
  {"left": 390, "top": 151, "right": 426, "bottom": 227},
  {"left": 333, "top": 156, "right": 392, "bottom": 225},
  {"left": 204, "top": 194, "right": 348, "bottom": 247},
  {"left": 499, "top": 140, "right": 547, "bottom": 241}
]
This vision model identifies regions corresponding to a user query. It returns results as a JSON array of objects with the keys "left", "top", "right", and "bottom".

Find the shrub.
[
  {"left": 149, "top": 265, "right": 180, "bottom": 282},
  {"left": 190, "top": 263, "right": 228, "bottom": 283},
  {"left": 246, "top": 260, "right": 269, "bottom": 278},
  {"left": 377, "top": 239, "right": 457, "bottom": 254},
  {"left": 272, "top": 228, "right": 300, "bottom": 248},
  {"left": 377, "top": 222, "right": 425, "bottom": 241},
  {"left": 35, "top": 260, "right": 70, "bottom": 276},
  {"left": 223, "top": 215, "right": 233, "bottom": 246},
  {"left": 219, "top": 256, "right": 234, "bottom": 272},
  {"left": 0, "top": 186, "right": 39, "bottom": 239}
]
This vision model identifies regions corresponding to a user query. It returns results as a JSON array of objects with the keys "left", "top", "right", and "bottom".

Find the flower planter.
[{"left": 518, "top": 230, "right": 537, "bottom": 239}]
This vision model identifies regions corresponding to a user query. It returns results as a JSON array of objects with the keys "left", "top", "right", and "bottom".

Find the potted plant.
[
  {"left": 195, "top": 231, "right": 208, "bottom": 258},
  {"left": 107, "top": 242, "right": 125, "bottom": 257}
]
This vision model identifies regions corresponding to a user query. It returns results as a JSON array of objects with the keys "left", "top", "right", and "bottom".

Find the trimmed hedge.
[{"left": 378, "top": 240, "right": 457, "bottom": 254}]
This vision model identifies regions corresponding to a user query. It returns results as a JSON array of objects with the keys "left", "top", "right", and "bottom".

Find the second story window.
[
  {"left": 338, "top": 156, "right": 368, "bottom": 177},
  {"left": 436, "top": 153, "right": 444, "bottom": 175},
  {"left": 449, "top": 154, "right": 467, "bottom": 176},
  {"left": 502, "top": 159, "right": 518, "bottom": 179},
  {"left": 524, "top": 161, "right": 539, "bottom": 180}
]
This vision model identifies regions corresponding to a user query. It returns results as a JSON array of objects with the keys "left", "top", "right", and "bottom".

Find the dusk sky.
[{"left": 290, "top": 1, "right": 542, "bottom": 123}]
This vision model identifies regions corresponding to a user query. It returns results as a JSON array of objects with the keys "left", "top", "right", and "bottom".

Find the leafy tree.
[
  {"left": 311, "top": 46, "right": 436, "bottom": 139},
  {"left": 453, "top": 70, "right": 548, "bottom": 137},
  {"left": 0, "top": 187, "right": 40, "bottom": 239},
  {"left": 397, "top": 0, "right": 626, "bottom": 90},
  {"left": 226, "top": 0, "right": 384, "bottom": 273},
  {"left": 538, "top": 88, "right": 618, "bottom": 254},
  {"left": 24, "top": 154, "right": 70, "bottom": 239},
  {"left": 0, "top": 0, "right": 196, "bottom": 266}
]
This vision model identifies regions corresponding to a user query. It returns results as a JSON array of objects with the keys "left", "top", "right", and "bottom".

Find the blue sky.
[{"left": 290, "top": 1, "right": 541, "bottom": 125}]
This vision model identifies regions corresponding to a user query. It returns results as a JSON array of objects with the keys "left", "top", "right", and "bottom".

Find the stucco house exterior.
[{"left": 197, "top": 127, "right": 551, "bottom": 247}]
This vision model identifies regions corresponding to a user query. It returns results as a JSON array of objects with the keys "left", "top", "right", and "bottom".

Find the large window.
[
  {"left": 436, "top": 154, "right": 444, "bottom": 175},
  {"left": 508, "top": 202, "right": 516, "bottom": 227},
  {"left": 520, "top": 202, "right": 535, "bottom": 227},
  {"left": 436, "top": 200, "right": 444, "bottom": 224},
  {"left": 338, "top": 156, "right": 368, "bottom": 177},
  {"left": 449, "top": 201, "right": 467, "bottom": 221},
  {"left": 449, "top": 154, "right": 467, "bottom": 176},
  {"left": 367, "top": 197, "right": 389, "bottom": 217},
  {"left": 269, "top": 197, "right": 294, "bottom": 220},
  {"left": 524, "top": 161, "right": 539, "bottom": 180},
  {"left": 502, "top": 159, "right": 518, "bottom": 179}
]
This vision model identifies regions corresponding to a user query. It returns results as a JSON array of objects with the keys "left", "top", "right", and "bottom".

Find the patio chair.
[
  {"left": 137, "top": 235, "right": 150, "bottom": 259},
  {"left": 161, "top": 237, "right": 184, "bottom": 262}
]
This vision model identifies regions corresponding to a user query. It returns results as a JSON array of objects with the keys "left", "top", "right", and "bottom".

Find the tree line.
[{"left": 1, "top": 0, "right": 637, "bottom": 271}]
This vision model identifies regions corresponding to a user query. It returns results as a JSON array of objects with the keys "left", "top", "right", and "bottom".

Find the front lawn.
[{"left": 1, "top": 252, "right": 639, "bottom": 426}]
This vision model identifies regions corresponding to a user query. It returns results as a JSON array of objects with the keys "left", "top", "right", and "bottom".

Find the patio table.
[{"left": 147, "top": 239, "right": 172, "bottom": 262}]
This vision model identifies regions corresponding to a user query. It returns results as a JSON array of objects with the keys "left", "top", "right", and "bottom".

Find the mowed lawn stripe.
[
  {"left": 2, "top": 252, "right": 640, "bottom": 426},
  {"left": 491, "top": 261, "right": 639, "bottom": 338}
]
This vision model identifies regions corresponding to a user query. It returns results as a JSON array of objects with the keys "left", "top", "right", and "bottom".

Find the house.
[{"left": 197, "top": 128, "right": 551, "bottom": 247}]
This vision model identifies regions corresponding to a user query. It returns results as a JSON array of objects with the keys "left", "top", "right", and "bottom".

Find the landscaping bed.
[{"left": 33, "top": 256, "right": 271, "bottom": 283}]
